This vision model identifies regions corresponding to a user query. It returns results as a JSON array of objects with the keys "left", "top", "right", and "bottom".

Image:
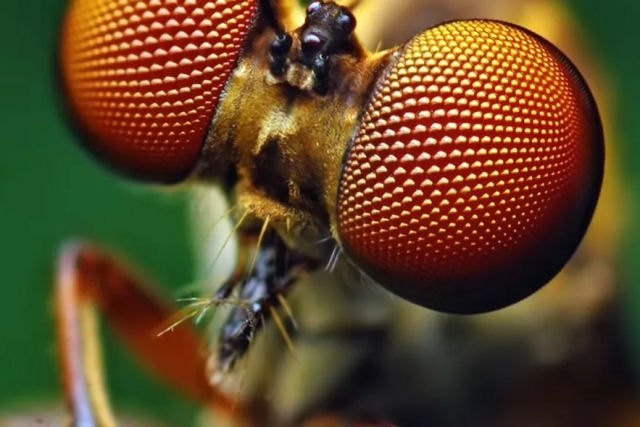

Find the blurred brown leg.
[{"left": 55, "top": 241, "right": 246, "bottom": 426}]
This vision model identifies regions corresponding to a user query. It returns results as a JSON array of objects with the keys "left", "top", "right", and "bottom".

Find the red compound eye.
[
  {"left": 337, "top": 20, "right": 603, "bottom": 313},
  {"left": 61, "top": 0, "right": 259, "bottom": 182}
]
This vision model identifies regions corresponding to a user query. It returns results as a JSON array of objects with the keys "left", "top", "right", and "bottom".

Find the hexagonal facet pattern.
[
  {"left": 61, "top": 0, "right": 258, "bottom": 181},
  {"left": 338, "top": 20, "right": 603, "bottom": 312}
]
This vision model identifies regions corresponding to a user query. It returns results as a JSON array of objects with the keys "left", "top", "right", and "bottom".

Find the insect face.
[
  {"left": 60, "top": 0, "right": 259, "bottom": 182},
  {"left": 61, "top": 2, "right": 603, "bottom": 317},
  {"left": 56, "top": 1, "right": 607, "bottom": 424},
  {"left": 337, "top": 21, "right": 603, "bottom": 313}
]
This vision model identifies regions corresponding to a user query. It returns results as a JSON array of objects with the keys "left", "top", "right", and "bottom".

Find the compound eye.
[
  {"left": 61, "top": 0, "right": 259, "bottom": 182},
  {"left": 337, "top": 21, "right": 604, "bottom": 313}
]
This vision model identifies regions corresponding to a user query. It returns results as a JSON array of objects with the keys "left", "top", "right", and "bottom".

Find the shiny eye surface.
[
  {"left": 337, "top": 20, "right": 603, "bottom": 313},
  {"left": 307, "top": 1, "right": 323, "bottom": 15},
  {"left": 336, "top": 11, "right": 356, "bottom": 35},
  {"left": 60, "top": 0, "right": 259, "bottom": 182}
]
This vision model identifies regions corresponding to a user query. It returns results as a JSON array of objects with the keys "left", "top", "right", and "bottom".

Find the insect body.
[{"left": 58, "top": 0, "right": 603, "bottom": 425}]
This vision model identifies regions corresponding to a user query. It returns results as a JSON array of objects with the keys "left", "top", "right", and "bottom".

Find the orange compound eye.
[
  {"left": 61, "top": 0, "right": 259, "bottom": 182},
  {"left": 337, "top": 20, "right": 603, "bottom": 313}
]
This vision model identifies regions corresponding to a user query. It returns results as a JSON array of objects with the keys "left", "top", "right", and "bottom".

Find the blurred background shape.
[{"left": 0, "top": 0, "right": 639, "bottom": 425}]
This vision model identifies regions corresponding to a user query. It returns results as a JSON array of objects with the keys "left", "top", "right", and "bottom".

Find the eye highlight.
[
  {"left": 337, "top": 20, "right": 603, "bottom": 313},
  {"left": 60, "top": 0, "right": 259, "bottom": 182},
  {"left": 336, "top": 11, "right": 356, "bottom": 35},
  {"left": 307, "top": 1, "right": 323, "bottom": 16}
]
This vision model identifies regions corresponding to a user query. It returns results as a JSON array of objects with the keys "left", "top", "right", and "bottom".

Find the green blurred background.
[{"left": 0, "top": 0, "right": 639, "bottom": 424}]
